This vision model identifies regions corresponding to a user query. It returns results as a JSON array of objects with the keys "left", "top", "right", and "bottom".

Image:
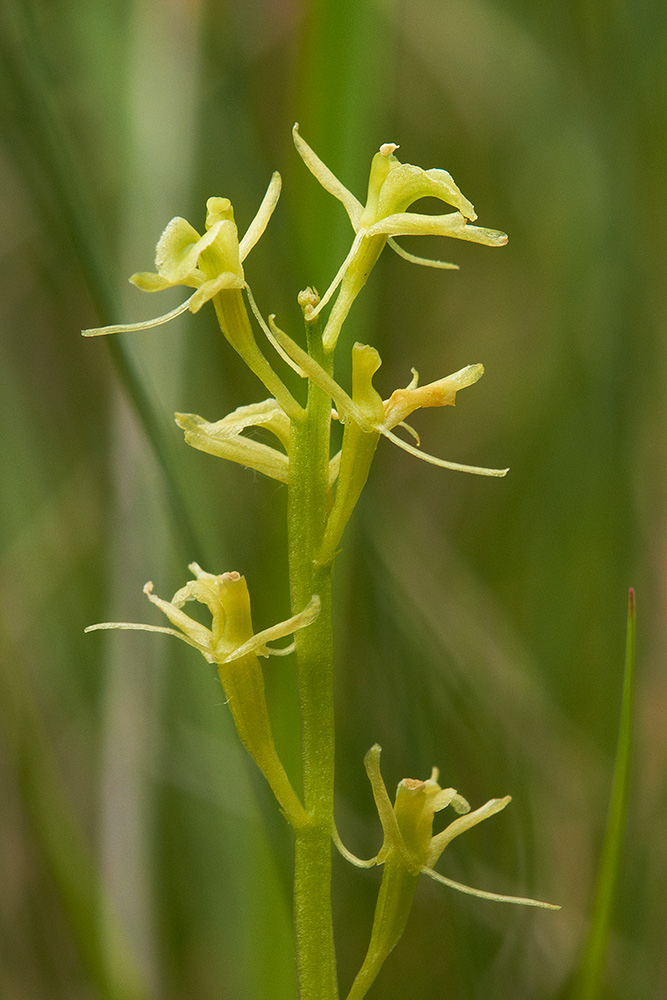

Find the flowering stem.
[{"left": 288, "top": 299, "right": 338, "bottom": 999}]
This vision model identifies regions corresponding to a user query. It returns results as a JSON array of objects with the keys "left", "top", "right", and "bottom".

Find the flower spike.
[
  {"left": 85, "top": 566, "right": 319, "bottom": 827},
  {"left": 293, "top": 125, "right": 507, "bottom": 349}
]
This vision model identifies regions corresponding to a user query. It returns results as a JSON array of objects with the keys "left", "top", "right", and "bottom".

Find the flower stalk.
[{"left": 287, "top": 290, "right": 339, "bottom": 999}]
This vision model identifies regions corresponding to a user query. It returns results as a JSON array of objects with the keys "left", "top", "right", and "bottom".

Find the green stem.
[{"left": 288, "top": 303, "right": 338, "bottom": 1000}]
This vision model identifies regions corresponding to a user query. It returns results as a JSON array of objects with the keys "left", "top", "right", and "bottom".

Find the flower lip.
[{"left": 176, "top": 400, "right": 292, "bottom": 484}]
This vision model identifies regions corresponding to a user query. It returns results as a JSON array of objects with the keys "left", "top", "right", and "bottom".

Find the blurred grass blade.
[
  {"left": 0, "top": 639, "right": 152, "bottom": 1000},
  {"left": 4, "top": 0, "right": 204, "bottom": 565},
  {"left": 576, "top": 588, "right": 636, "bottom": 1000}
]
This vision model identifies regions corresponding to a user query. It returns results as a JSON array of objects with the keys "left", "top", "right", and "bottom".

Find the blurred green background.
[{"left": 1, "top": 0, "right": 665, "bottom": 997}]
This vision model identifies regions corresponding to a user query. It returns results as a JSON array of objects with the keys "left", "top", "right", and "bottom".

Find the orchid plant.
[{"left": 84, "top": 126, "right": 557, "bottom": 1000}]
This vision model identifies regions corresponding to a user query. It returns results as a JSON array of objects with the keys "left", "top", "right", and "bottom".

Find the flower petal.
[
  {"left": 143, "top": 581, "right": 214, "bottom": 652},
  {"left": 154, "top": 216, "right": 204, "bottom": 282},
  {"left": 387, "top": 237, "right": 458, "bottom": 270},
  {"left": 428, "top": 796, "right": 511, "bottom": 866},
  {"left": 175, "top": 407, "right": 290, "bottom": 483},
  {"left": 382, "top": 364, "right": 484, "bottom": 430},
  {"left": 188, "top": 272, "right": 246, "bottom": 312},
  {"left": 267, "top": 316, "right": 365, "bottom": 427},
  {"left": 218, "top": 594, "right": 321, "bottom": 663},
  {"left": 156, "top": 217, "right": 244, "bottom": 285},
  {"left": 332, "top": 823, "right": 378, "bottom": 869},
  {"left": 293, "top": 124, "right": 364, "bottom": 228},
  {"left": 364, "top": 745, "right": 414, "bottom": 867},
  {"left": 244, "top": 284, "right": 307, "bottom": 378},
  {"left": 422, "top": 866, "right": 560, "bottom": 909},
  {"left": 82, "top": 294, "right": 196, "bottom": 337},
  {"left": 308, "top": 230, "right": 365, "bottom": 318},
  {"left": 129, "top": 271, "right": 179, "bottom": 292},
  {"left": 376, "top": 162, "right": 476, "bottom": 220},
  {"left": 239, "top": 171, "right": 282, "bottom": 261},
  {"left": 205, "top": 197, "right": 234, "bottom": 229},
  {"left": 84, "top": 621, "right": 214, "bottom": 660},
  {"left": 381, "top": 428, "right": 509, "bottom": 477},
  {"left": 368, "top": 211, "right": 508, "bottom": 246}
]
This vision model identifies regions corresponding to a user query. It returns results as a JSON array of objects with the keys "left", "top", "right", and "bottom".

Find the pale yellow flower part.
[
  {"left": 85, "top": 562, "right": 319, "bottom": 665},
  {"left": 175, "top": 399, "right": 340, "bottom": 487},
  {"left": 87, "top": 565, "right": 316, "bottom": 827},
  {"left": 176, "top": 400, "right": 291, "bottom": 484},
  {"left": 338, "top": 749, "right": 557, "bottom": 1000},
  {"left": 335, "top": 745, "right": 559, "bottom": 909},
  {"left": 265, "top": 320, "right": 508, "bottom": 479},
  {"left": 293, "top": 125, "right": 507, "bottom": 349},
  {"left": 82, "top": 174, "right": 281, "bottom": 338}
]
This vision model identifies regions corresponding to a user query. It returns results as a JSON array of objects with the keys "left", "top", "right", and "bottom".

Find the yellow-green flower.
[
  {"left": 338, "top": 746, "right": 558, "bottom": 1000},
  {"left": 293, "top": 125, "right": 508, "bottom": 349},
  {"left": 264, "top": 321, "right": 507, "bottom": 564},
  {"left": 86, "top": 564, "right": 319, "bottom": 826},
  {"left": 82, "top": 176, "right": 302, "bottom": 418},
  {"left": 268, "top": 319, "right": 505, "bottom": 475},
  {"left": 86, "top": 561, "right": 319, "bottom": 664},
  {"left": 83, "top": 176, "right": 281, "bottom": 337}
]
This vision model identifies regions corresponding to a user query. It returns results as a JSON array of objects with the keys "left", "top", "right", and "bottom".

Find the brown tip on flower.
[
  {"left": 402, "top": 778, "right": 426, "bottom": 790},
  {"left": 143, "top": 582, "right": 154, "bottom": 594},
  {"left": 380, "top": 143, "right": 399, "bottom": 156},
  {"left": 223, "top": 571, "right": 242, "bottom": 582}
]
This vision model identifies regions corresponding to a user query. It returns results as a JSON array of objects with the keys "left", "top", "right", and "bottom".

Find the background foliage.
[{"left": 1, "top": 0, "right": 665, "bottom": 997}]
